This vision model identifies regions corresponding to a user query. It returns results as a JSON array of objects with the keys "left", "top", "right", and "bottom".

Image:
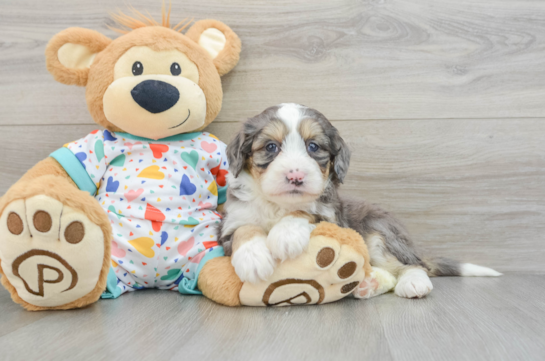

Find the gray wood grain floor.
[{"left": 0, "top": 276, "right": 543, "bottom": 361}]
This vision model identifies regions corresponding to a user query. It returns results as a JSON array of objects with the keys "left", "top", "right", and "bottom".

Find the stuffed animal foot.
[
  {"left": 199, "top": 223, "right": 372, "bottom": 306},
  {"left": 0, "top": 175, "right": 111, "bottom": 310},
  {"left": 352, "top": 267, "right": 397, "bottom": 299}
]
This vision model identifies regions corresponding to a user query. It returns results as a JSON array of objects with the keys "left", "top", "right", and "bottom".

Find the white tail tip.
[{"left": 460, "top": 263, "right": 502, "bottom": 277}]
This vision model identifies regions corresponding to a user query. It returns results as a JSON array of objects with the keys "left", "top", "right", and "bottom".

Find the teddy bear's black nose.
[{"left": 131, "top": 80, "right": 180, "bottom": 114}]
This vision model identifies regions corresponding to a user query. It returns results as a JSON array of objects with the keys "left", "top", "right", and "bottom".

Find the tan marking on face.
[
  {"left": 246, "top": 119, "right": 288, "bottom": 182},
  {"left": 298, "top": 117, "right": 331, "bottom": 177},
  {"left": 298, "top": 118, "right": 327, "bottom": 143},
  {"left": 323, "top": 162, "right": 331, "bottom": 178},
  {"left": 252, "top": 120, "right": 289, "bottom": 151},
  {"left": 247, "top": 156, "right": 265, "bottom": 180}
]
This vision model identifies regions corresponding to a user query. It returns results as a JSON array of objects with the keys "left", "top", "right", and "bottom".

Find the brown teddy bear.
[{"left": 0, "top": 8, "right": 386, "bottom": 310}]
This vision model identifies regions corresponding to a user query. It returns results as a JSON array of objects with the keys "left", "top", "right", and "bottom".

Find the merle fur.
[{"left": 221, "top": 105, "right": 461, "bottom": 276}]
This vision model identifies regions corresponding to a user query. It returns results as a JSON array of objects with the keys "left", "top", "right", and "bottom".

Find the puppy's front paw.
[
  {"left": 266, "top": 216, "right": 315, "bottom": 262},
  {"left": 395, "top": 268, "right": 433, "bottom": 299},
  {"left": 231, "top": 236, "right": 276, "bottom": 284}
]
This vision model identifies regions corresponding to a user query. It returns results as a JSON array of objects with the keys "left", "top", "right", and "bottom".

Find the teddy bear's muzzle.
[{"left": 102, "top": 74, "right": 207, "bottom": 139}]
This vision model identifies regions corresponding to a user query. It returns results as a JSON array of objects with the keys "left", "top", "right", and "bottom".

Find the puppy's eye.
[
  {"left": 132, "top": 61, "right": 143, "bottom": 76},
  {"left": 307, "top": 142, "right": 319, "bottom": 152},
  {"left": 170, "top": 63, "right": 181, "bottom": 76},
  {"left": 265, "top": 143, "right": 278, "bottom": 153}
]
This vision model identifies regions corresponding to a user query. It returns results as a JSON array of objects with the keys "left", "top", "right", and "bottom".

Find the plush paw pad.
[
  {"left": 0, "top": 195, "right": 105, "bottom": 308},
  {"left": 239, "top": 231, "right": 366, "bottom": 306}
]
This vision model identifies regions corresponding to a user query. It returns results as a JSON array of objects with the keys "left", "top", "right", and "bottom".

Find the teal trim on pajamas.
[
  {"left": 50, "top": 147, "right": 97, "bottom": 196},
  {"left": 217, "top": 185, "right": 228, "bottom": 205},
  {"left": 178, "top": 247, "right": 225, "bottom": 295},
  {"left": 115, "top": 132, "right": 202, "bottom": 142},
  {"left": 101, "top": 266, "right": 123, "bottom": 299}
]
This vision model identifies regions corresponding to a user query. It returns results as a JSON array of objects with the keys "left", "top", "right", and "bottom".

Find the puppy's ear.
[
  {"left": 226, "top": 129, "right": 248, "bottom": 177},
  {"left": 185, "top": 20, "right": 241, "bottom": 76},
  {"left": 46, "top": 28, "right": 111, "bottom": 86},
  {"left": 330, "top": 128, "right": 351, "bottom": 183}
]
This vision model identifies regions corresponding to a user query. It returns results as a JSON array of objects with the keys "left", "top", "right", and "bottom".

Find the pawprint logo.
[{"left": 12, "top": 250, "right": 78, "bottom": 297}]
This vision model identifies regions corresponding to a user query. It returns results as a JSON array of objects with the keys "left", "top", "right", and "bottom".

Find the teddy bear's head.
[{"left": 45, "top": 9, "right": 241, "bottom": 140}]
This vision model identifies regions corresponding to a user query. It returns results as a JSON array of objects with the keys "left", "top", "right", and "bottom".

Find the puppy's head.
[{"left": 228, "top": 103, "right": 350, "bottom": 206}]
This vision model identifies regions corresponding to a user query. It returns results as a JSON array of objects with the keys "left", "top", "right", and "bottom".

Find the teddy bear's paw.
[
  {"left": 239, "top": 231, "right": 366, "bottom": 306},
  {"left": 0, "top": 195, "right": 105, "bottom": 309}
]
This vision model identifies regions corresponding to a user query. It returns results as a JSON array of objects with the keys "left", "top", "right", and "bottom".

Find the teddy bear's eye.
[
  {"left": 132, "top": 61, "right": 143, "bottom": 76},
  {"left": 170, "top": 63, "right": 181, "bottom": 76}
]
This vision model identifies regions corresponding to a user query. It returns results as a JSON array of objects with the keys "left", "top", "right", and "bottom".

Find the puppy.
[{"left": 220, "top": 103, "right": 501, "bottom": 298}]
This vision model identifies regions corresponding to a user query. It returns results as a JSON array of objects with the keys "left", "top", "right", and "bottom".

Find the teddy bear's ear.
[
  {"left": 45, "top": 28, "right": 112, "bottom": 86},
  {"left": 185, "top": 20, "right": 241, "bottom": 76}
]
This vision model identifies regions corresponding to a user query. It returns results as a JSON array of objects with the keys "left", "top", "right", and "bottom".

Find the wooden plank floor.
[{"left": 0, "top": 276, "right": 543, "bottom": 361}]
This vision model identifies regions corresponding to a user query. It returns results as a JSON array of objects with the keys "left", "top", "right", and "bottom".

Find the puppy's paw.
[
  {"left": 266, "top": 216, "right": 315, "bottom": 262},
  {"left": 394, "top": 268, "right": 433, "bottom": 299},
  {"left": 231, "top": 236, "right": 276, "bottom": 284},
  {"left": 353, "top": 276, "right": 380, "bottom": 299}
]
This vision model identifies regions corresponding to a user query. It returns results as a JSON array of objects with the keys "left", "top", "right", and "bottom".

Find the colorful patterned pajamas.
[{"left": 51, "top": 130, "right": 229, "bottom": 297}]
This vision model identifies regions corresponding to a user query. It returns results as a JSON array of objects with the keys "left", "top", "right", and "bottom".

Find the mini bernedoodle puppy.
[{"left": 219, "top": 103, "right": 501, "bottom": 299}]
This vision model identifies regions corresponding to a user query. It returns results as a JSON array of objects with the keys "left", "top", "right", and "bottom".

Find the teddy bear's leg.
[
  {"left": 0, "top": 159, "right": 111, "bottom": 311},
  {"left": 198, "top": 256, "right": 243, "bottom": 306}
]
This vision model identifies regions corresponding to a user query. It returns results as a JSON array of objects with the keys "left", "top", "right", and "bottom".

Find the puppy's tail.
[{"left": 424, "top": 257, "right": 502, "bottom": 277}]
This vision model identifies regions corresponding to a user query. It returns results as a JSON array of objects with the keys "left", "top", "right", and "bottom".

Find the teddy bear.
[{"left": 0, "top": 8, "right": 395, "bottom": 310}]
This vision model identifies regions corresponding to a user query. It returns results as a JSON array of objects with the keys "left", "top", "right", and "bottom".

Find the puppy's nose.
[
  {"left": 131, "top": 80, "right": 180, "bottom": 114},
  {"left": 287, "top": 169, "right": 306, "bottom": 186}
]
